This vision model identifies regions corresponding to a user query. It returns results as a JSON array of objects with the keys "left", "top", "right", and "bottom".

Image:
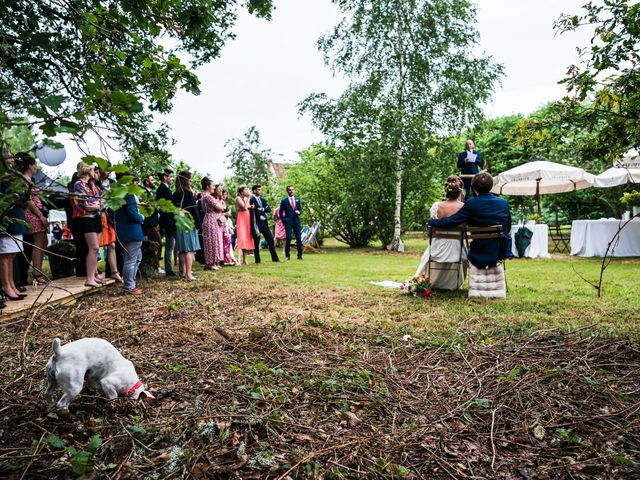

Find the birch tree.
[{"left": 307, "top": 0, "right": 502, "bottom": 251}]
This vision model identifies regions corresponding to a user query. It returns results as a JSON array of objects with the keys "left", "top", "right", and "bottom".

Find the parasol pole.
[{"left": 535, "top": 177, "right": 542, "bottom": 217}]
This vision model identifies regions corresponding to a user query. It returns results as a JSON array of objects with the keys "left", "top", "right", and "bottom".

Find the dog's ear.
[{"left": 138, "top": 388, "right": 155, "bottom": 402}]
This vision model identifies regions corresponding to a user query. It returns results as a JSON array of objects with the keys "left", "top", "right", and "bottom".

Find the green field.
[{"left": 208, "top": 233, "right": 640, "bottom": 335}]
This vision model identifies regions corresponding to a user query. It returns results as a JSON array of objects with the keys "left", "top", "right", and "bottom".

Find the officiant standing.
[{"left": 457, "top": 139, "right": 484, "bottom": 197}]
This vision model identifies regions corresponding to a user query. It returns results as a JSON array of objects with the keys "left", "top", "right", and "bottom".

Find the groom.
[
  {"left": 279, "top": 185, "right": 303, "bottom": 260},
  {"left": 428, "top": 172, "right": 511, "bottom": 268}
]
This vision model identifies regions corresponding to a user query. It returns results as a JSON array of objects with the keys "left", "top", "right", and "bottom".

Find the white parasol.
[
  {"left": 593, "top": 155, "right": 640, "bottom": 188},
  {"left": 491, "top": 159, "right": 595, "bottom": 216}
]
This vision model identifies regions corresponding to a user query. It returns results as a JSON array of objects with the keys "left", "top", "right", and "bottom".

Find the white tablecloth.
[
  {"left": 510, "top": 224, "right": 550, "bottom": 258},
  {"left": 571, "top": 219, "right": 640, "bottom": 257}
]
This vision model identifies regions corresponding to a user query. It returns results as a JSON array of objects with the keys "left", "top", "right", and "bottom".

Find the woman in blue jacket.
[{"left": 115, "top": 177, "right": 145, "bottom": 295}]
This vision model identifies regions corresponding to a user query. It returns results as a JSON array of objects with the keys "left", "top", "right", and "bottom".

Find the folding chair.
[
  {"left": 303, "top": 221, "right": 321, "bottom": 253},
  {"left": 549, "top": 224, "right": 570, "bottom": 253},
  {"left": 292, "top": 225, "right": 311, "bottom": 250},
  {"left": 426, "top": 226, "right": 467, "bottom": 290},
  {"left": 300, "top": 225, "right": 311, "bottom": 243}
]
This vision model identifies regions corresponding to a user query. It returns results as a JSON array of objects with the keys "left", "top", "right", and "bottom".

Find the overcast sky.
[{"left": 49, "top": 0, "right": 591, "bottom": 180}]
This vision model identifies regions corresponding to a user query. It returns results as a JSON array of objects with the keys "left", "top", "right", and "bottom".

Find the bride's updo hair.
[{"left": 444, "top": 175, "right": 463, "bottom": 200}]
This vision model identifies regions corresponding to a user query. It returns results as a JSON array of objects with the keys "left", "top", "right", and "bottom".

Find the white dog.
[{"left": 44, "top": 337, "right": 153, "bottom": 409}]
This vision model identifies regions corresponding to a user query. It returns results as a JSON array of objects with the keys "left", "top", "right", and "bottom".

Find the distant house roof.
[{"left": 268, "top": 161, "right": 287, "bottom": 179}]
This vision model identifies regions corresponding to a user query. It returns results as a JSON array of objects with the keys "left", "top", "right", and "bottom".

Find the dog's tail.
[{"left": 51, "top": 338, "right": 62, "bottom": 358}]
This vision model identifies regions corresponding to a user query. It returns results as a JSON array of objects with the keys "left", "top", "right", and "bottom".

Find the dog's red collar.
[{"left": 124, "top": 380, "right": 143, "bottom": 397}]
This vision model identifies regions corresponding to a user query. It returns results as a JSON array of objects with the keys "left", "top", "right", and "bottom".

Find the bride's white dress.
[{"left": 415, "top": 202, "right": 468, "bottom": 290}]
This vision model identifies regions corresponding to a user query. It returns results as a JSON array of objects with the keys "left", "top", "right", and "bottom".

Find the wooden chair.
[
  {"left": 464, "top": 225, "right": 508, "bottom": 294},
  {"left": 426, "top": 226, "right": 467, "bottom": 290}
]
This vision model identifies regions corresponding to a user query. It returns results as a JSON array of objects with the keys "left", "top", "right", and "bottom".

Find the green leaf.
[
  {"left": 81, "top": 155, "right": 107, "bottom": 168},
  {"left": 85, "top": 435, "right": 102, "bottom": 454},
  {"left": 111, "top": 163, "right": 130, "bottom": 174},
  {"left": 114, "top": 175, "right": 134, "bottom": 186},
  {"left": 40, "top": 121, "right": 57, "bottom": 137},
  {"left": 613, "top": 454, "right": 639, "bottom": 466},
  {"left": 71, "top": 450, "right": 93, "bottom": 474},
  {"left": 174, "top": 210, "right": 195, "bottom": 232},
  {"left": 474, "top": 398, "right": 491, "bottom": 408},
  {"left": 41, "top": 95, "right": 67, "bottom": 111},
  {"left": 42, "top": 138, "right": 64, "bottom": 149},
  {"left": 128, "top": 424, "right": 147, "bottom": 435},
  {"left": 57, "top": 119, "right": 81, "bottom": 134},
  {"left": 139, "top": 205, "right": 153, "bottom": 217},
  {"left": 46, "top": 435, "right": 66, "bottom": 449},
  {"left": 26, "top": 107, "right": 48, "bottom": 119},
  {"left": 83, "top": 12, "right": 98, "bottom": 23}
]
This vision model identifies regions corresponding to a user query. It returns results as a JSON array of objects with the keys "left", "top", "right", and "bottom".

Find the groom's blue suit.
[
  {"left": 279, "top": 195, "right": 303, "bottom": 259},
  {"left": 428, "top": 193, "right": 512, "bottom": 269}
]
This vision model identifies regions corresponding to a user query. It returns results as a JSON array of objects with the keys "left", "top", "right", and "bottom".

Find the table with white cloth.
[
  {"left": 510, "top": 224, "right": 550, "bottom": 258},
  {"left": 571, "top": 218, "right": 640, "bottom": 257}
]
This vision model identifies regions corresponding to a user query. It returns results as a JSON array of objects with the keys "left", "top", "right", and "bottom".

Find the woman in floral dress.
[
  {"left": 221, "top": 189, "right": 237, "bottom": 265},
  {"left": 20, "top": 155, "right": 48, "bottom": 284},
  {"left": 200, "top": 179, "right": 225, "bottom": 270}
]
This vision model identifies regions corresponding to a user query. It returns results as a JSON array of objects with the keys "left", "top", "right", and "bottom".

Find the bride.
[{"left": 415, "top": 176, "right": 468, "bottom": 290}]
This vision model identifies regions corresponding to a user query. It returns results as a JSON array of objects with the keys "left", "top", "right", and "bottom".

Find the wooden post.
[{"left": 536, "top": 178, "right": 542, "bottom": 217}]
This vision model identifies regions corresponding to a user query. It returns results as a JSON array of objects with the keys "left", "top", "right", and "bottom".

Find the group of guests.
[
  {"left": 0, "top": 149, "right": 309, "bottom": 306},
  {"left": 64, "top": 165, "right": 307, "bottom": 295},
  {"left": 193, "top": 181, "right": 305, "bottom": 270},
  {"left": 229, "top": 183, "right": 304, "bottom": 266}
]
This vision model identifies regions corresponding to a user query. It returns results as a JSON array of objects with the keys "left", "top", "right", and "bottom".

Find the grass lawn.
[
  {"left": 214, "top": 233, "right": 640, "bottom": 335},
  {"left": 1, "top": 235, "right": 638, "bottom": 479}
]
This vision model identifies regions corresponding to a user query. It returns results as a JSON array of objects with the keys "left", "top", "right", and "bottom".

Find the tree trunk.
[
  {"left": 387, "top": 7, "right": 406, "bottom": 252},
  {"left": 387, "top": 147, "right": 404, "bottom": 252}
]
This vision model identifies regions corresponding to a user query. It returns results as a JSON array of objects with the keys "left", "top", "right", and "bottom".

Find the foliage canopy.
[
  {"left": 301, "top": 0, "right": 502, "bottom": 248},
  {"left": 553, "top": 0, "right": 640, "bottom": 159},
  {"left": 0, "top": 0, "right": 273, "bottom": 158}
]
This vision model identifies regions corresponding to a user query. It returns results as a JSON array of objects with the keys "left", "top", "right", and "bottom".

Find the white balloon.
[{"left": 35, "top": 145, "right": 67, "bottom": 167}]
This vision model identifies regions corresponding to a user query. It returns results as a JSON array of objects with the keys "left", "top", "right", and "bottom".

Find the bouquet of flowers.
[{"left": 400, "top": 274, "right": 432, "bottom": 298}]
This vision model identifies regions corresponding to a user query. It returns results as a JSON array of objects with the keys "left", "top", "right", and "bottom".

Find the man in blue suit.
[
  {"left": 457, "top": 139, "right": 484, "bottom": 196},
  {"left": 279, "top": 185, "right": 303, "bottom": 260},
  {"left": 250, "top": 184, "right": 280, "bottom": 263},
  {"left": 428, "top": 172, "right": 512, "bottom": 269}
]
